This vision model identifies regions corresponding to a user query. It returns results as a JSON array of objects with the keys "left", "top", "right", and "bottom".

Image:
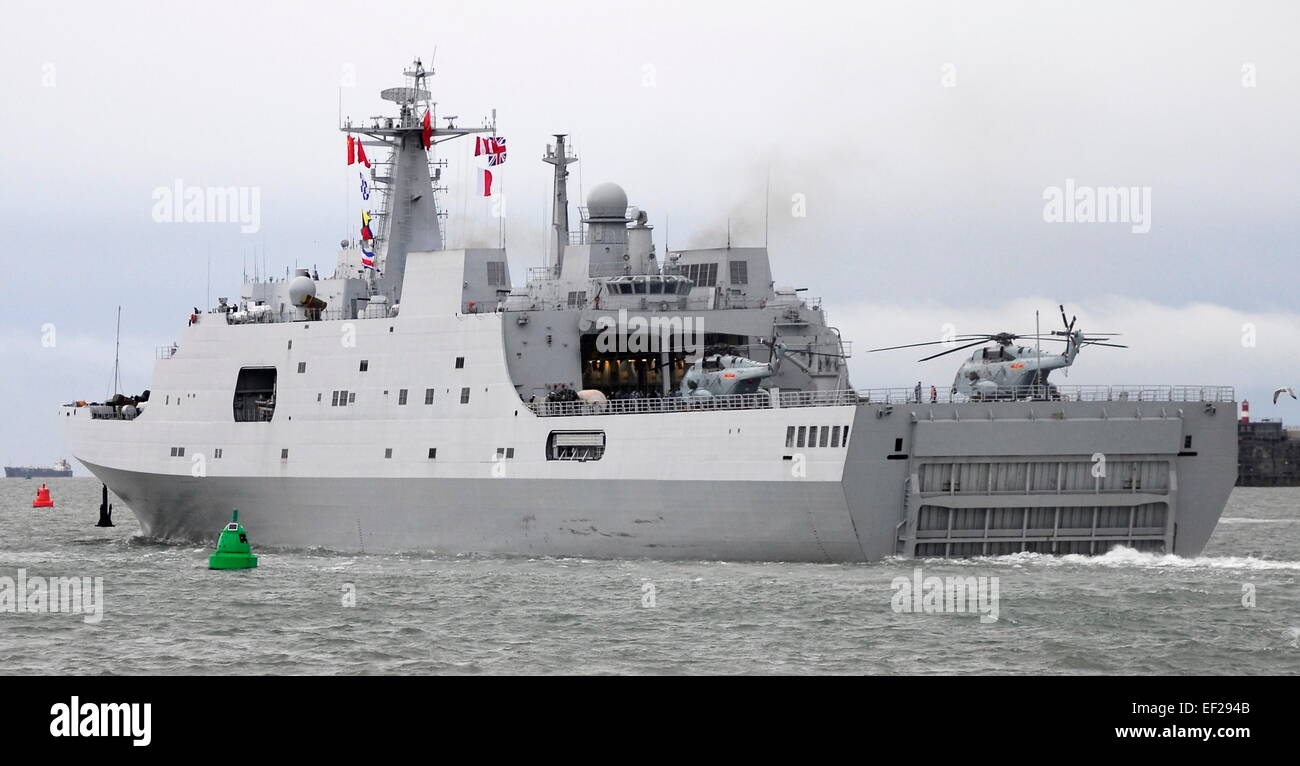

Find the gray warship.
[{"left": 61, "top": 62, "right": 1238, "bottom": 561}]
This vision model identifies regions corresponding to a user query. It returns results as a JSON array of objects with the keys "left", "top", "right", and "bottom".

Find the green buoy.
[{"left": 209, "top": 510, "right": 258, "bottom": 570}]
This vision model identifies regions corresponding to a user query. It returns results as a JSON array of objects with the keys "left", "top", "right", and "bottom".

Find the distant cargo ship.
[{"left": 4, "top": 459, "right": 73, "bottom": 478}]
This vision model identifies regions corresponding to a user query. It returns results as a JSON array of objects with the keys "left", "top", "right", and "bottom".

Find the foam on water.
[{"left": 965, "top": 545, "right": 1300, "bottom": 571}]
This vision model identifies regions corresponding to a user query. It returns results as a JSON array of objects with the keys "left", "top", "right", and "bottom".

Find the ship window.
[
  {"left": 428, "top": 448, "right": 437, "bottom": 459},
  {"left": 460, "top": 387, "right": 471, "bottom": 404},
  {"left": 619, "top": 283, "right": 633, "bottom": 295},
  {"left": 360, "top": 360, "right": 369, "bottom": 372},
  {"left": 648, "top": 280, "right": 663, "bottom": 294},
  {"left": 894, "top": 437, "right": 903, "bottom": 453},
  {"left": 808, "top": 426, "right": 819, "bottom": 447},
  {"left": 819, "top": 427, "right": 829, "bottom": 448},
  {"left": 797, "top": 426, "right": 807, "bottom": 448},
  {"left": 506, "top": 447, "right": 515, "bottom": 459},
  {"left": 487, "top": 261, "right": 508, "bottom": 286},
  {"left": 843, "top": 426, "right": 850, "bottom": 447},
  {"left": 831, "top": 426, "right": 841, "bottom": 448},
  {"left": 398, "top": 389, "right": 408, "bottom": 405},
  {"left": 384, "top": 448, "right": 392, "bottom": 459},
  {"left": 317, "top": 393, "right": 322, "bottom": 402},
  {"left": 348, "top": 392, "right": 355, "bottom": 404},
  {"left": 288, "top": 340, "right": 293, "bottom": 350},
  {"left": 547, "top": 431, "right": 605, "bottom": 461},
  {"left": 786, "top": 426, "right": 795, "bottom": 448},
  {"left": 496, "top": 447, "right": 505, "bottom": 458},
  {"left": 1184, "top": 435, "right": 1193, "bottom": 449},
  {"left": 633, "top": 280, "right": 646, "bottom": 294},
  {"left": 169, "top": 447, "right": 177, "bottom": 457},
  {"left": 729, "top": 261, "right": 748, "bottom": 285},
  {"left": 331, "top": 391, "right": 340, "bottom": 406},
  {"left": 297, "top": 362, "right": 306, "bottom": 373},
  {"left": 281, "top": 449, "right": 289, "bottom": 460},
  {"left": 425, "top": 388, "right": 435, "bottom": 405},
  {"left": 214, "top": 448, "right": 223, "bottom": 459},
  {"left": 455, "top": 357, "right": 465, "bottom": 369},
  {"left": 683, "top": 263, "right": 718, "bottom": 287},
  {"left": 233, "top": 367, "right": 277, "bottom": 422}
]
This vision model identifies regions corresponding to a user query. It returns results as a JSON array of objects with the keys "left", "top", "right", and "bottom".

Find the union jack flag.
[
  {"left": 487, "top": 137, "right": 506, "bottom": 166},
  {"left": 476, "top": 136, "right": 507, "bottom": 166}
]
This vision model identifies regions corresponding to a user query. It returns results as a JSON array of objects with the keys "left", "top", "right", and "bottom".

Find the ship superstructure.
[{"left": 60, "top": 64, "right": 1239, "bottom": 561}]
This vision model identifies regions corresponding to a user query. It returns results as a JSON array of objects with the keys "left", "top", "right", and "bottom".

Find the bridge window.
[
  {"left": 683, "top": 263, "right": 718, "bottom": 287},
  {"left": 360, "top": 360, "right": 369, "bottom": 372},
  {"left": 233, "top": 367, "right": 277, "bottom": 422},
  {"left": 398, "top": 389, "right": 408, "bottom": 405},
  {"left": 487, "top": 261, "right": 507, "bottom": 286},
  {"left": 425, "top": 388, "right": 435, "bottom": 404},
  {"left": 547, "top": 431, "right": 605, "bottom": 461},
  {"left": 786, "top": 426, "right": 795, "bottom": 448},
  {"left": 729, "top": 261, "right": 748, "bottom": 285},
  {"left": 797, "top": 426, "right": 807, "bottom": 448},
  {"left": 831, "top": 426, "right": 841, "bottom": 448},
  {"left": 297, "top": 362, "right": 306, "bottom": 373},
  {"left": 455, "top": 356, "right": 465, "bottom": 369},
  {"left": 460, "top": 387, "right": 471, "bottom": 404}
]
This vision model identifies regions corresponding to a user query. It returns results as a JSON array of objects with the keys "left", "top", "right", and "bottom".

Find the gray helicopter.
[
  {"left": 681, "top": 340, "right": 847, "bottom": 397},
  {"left": 682, "top": 342, "right": 787, "bottom": 397},
  {"left": 869, "top": 306, "right": 1126, "bottom": 400}
]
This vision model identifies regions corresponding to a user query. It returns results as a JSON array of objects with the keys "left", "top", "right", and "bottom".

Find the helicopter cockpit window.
[
  {"left": 633, "top": 281, "right": 646, "bottom": 294},
  {"left": 648, "top": 280, "right": 663, "bottom": 294},
  {"left": 619, "top": 283, "right": 633, "bottom": 295}
]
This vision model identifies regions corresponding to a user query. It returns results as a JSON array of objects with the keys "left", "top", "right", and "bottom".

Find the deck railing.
[{"left": 526, "top": 385, "right": 1236, "bottom": 417}]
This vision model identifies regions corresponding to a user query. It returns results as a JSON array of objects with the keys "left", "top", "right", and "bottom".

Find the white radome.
[
  {"left": 586, "top": 182, "right": 628, "bottom": 220},
  {"left": 288, "top": 275, "right": 317, "bottom": 306}
]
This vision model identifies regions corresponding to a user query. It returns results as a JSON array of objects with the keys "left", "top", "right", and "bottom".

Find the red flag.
[
  {"left": 421, "top": 110, "right": 432, "bottom": 149},
  {"left": 356, "top": 140, "right": 370, "bottom": 168},
  {"left": 347, "top": 135, "right": 355, "bottom": 165},
  {"left": 476, "top": 168, "right": 494, "bottom": 197},
  {"left": 474, "top": 136, "right": 484, "bottom": 156}
]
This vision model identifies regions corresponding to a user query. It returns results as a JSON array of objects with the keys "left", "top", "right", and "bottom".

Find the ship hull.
[
  {"left": 69, "top": 398, "right": 1237, "bottom": 562},
  {"left": 4, "top": 468, "right": 73, "bottom": 478}
]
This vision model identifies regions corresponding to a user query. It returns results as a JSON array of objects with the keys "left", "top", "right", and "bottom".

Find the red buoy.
[{"left": 33, "top": 483, "right": 54, "bottom": 508}]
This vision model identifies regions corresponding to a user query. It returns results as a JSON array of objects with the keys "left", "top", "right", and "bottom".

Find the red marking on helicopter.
[
  {"left": 1009, "top": 363, "right": 1025, "bottom": 369},
  {"left": 724, "top": 373, "right": 736, "bottom": 378}
]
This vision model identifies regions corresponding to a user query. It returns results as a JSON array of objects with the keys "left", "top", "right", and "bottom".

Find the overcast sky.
[{"left": 1, "top": 0, "right": 1297, "bottom": 465}]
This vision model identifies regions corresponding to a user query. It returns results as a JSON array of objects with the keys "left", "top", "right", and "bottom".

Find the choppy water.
[{"left": 1, "top": 478, "right": 1297, "bottom": 675}]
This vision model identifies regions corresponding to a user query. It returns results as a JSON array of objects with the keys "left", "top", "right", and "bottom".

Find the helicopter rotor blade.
[
  {"left": 917, "top": 339, "right": 990, "bottom": 362},
  {"left": 1081, "top": 341, "right": 1128, "bottom": 348},
  {"left": 868, "top": 338, "right": 990, "bottom": 352}
]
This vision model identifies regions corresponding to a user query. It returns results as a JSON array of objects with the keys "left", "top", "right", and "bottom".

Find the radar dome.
[
  {"left": 586, "top": 182, "right": 628, "bottom": 220},
  {"left": 289, "top": 275, "right": 317, "bottom": 306}
]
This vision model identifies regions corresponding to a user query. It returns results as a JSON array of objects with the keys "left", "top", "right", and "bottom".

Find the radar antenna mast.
[{"left": 543, "top": 134, "right": 578, "bottom": 271}]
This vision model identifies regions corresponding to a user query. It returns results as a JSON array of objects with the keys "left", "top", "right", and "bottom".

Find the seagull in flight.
[{"left": 1273, "top": 386, "right": 1297, "bottom": 404}]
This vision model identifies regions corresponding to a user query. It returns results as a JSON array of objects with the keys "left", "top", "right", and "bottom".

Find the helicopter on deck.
[
  {"left": 869, "top": 306, "right": 1126, "bottom": 400},
  {"left": 683, "top": 343, "right": 786, "bottom": 397},
  {"left": 681, "top": 341, "right": 846, "bottom": 398}
]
